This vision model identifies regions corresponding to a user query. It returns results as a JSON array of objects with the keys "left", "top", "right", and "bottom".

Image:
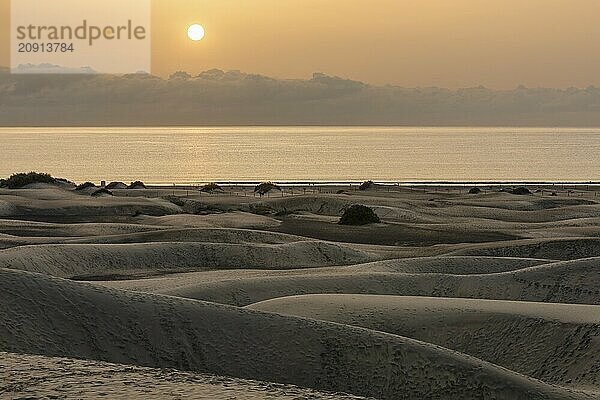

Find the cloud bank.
[{"left": 1, "top": 67, "right": 600, "bottom": 126}]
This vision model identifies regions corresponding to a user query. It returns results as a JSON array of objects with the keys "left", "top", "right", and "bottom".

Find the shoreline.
[{"left": 126, "top": 181, "right": 600, "bottom": 189}]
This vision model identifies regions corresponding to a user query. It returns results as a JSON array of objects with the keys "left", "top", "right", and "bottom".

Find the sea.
[{"left": 1, "top": 127, "right": 600, "bottom": 184}]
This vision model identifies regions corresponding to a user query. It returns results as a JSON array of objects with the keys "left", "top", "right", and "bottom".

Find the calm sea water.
[{"left": 1, "top": 127, "right": 600, "bottom": 184}]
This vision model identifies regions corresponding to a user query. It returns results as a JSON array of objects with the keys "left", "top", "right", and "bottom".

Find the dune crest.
[
  {"left": 0, "top": 268, "right": 588, "bottom": 400},
  {"left": 0, "top": 241, "right": 374, "bottom": 279},
  {"left": 249, "top": 294, "right": 600, "bottom": 391}
]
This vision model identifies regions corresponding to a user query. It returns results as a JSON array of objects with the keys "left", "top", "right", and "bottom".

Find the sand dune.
[
  {"left": 373, "top": 236, "right": 600, "bottom": 261},
  {"left": 0, "top": 188, "right": 181, "bottom": 220},
  {"left": 448, "top": 204, "right": 600, "bottom": 223},
  {"left": 0, "top": 218, "right": 166, "bottom": 237},
  {"left": 346, "top": 256, "right": 550, "bottom": 274},
  {"left": 253, "top": 192, "right": 600, "bottom": 223},
  {"left": 0, "top": 199, "right": 16, "bottom": 217},
  {"left": 0, "top": 352, "right": 370, "bottom": 400},
  {"left": 272, "top": 215, "right": 518, "bottom": 246},
  {"left": 138, "top": 212, "right": 282, "bottom": 229},
  {"left": 124, "top": 257, "right": 600, "bottom": 306},
  {"left": 0, "top": 241, "right": 376, "bottom": 279},
  {"left": 431, "top": 195, "right": 595, "bottom": 211},
  {"left": 451, "top": 237, "right": 600, "bottom": 260},
  {"left": 63, "top": 228, "right": 306, "bottom": 245},
  {"left": 3, "top": 185, "right": 600, "bottom": 398},
  {"left": 0, "top": 216, "right": 309, "bottom": 251},
  {"left": 0, "top": 227, "right": 308, "bottom": 250},
  {"left": 98, "top": 256, "right": 551, "bottom": 298},
  {"left": 0, "top": 232, "right": 66, "bottom": 249},
  {"left": 0, "top": 269, "right": 588, "bottom": 400},
  {"left": 249, "top": 295, "right": 600, "bottom": 391},
  {"left": 247, "top": 196, "right": 351, "bottom": 217},
  {"left": 239, "top": 193, "right": 600, "bottom": 246}
]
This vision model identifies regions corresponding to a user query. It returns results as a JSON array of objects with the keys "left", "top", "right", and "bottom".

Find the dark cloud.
[{"left": 1, "top": 67, "right": 600, "bottom": 126}]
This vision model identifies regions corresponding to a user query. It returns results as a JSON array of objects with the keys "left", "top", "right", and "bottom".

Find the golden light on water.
[{"left": 187, "top": 24, "right": 205, "bottom": 41}]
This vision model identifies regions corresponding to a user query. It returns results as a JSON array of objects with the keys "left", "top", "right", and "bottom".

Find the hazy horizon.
[
  {"left": 4, "top": 0, "right": 600, "bottom": 89},
  {"left": 3, "top": 67, "right": 600, "bottom": 127}
]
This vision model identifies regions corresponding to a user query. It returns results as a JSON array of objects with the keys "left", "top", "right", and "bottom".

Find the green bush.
[
  {"left": 468, "top": 187, "right": 481, "bottom": 194},
  {"left": 339, "top": 204, "right": 381, "bottom": 225},
  {"left": 3, "top": 172, "right": 56, "bottom": 189}
]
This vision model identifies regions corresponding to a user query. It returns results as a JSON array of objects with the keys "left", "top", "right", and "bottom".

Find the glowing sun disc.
[{"left": 188, "top": 24, "right": 205, "bottom": 41}]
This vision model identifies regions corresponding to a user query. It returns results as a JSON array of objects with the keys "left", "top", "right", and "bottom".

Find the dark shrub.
[
  {"left": 4, "top": 172, "right": 56, "bottom": 189},
  {"left": 254, "top": 182, "right": 281, "bottom": 195},
  {"left": 0, "top": 179, "right": 6, "bottom": 188},
  {"left": 359, "top": 180, "right": 375, "bottom": 191},
  {"left": 106, "top": 181, "right": 128, "bottom": 189},
  {"left": 200, "top": 182, "right": 224, "bottom": 193},
  {"left": 468, "top": 187, "right": 482, "bottom": 194},
  {"left": 91, "top": 188, "right": 113, "bottom": 197},
  {"left": 128, "top": 181, "right": 147, "bottom": 189},
  {"left": 509, "top": 187, "right": 532, "bottom": 195},
  {"left": 339, "top": 204, "right": 381, "bottom": 225},
  {"left": 75, "top": 182, "right": 96, "bottom": 191}
]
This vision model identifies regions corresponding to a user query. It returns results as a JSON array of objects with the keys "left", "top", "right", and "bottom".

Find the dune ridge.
[
  {"left": 450, "top": 237, "right": 600, "bottom": 260},
  {"left": 249, "top": 294, "right": 600, "bottom": 391},
  {"left": 97, "top": 256, "right": 600, "bottom": 306},
  {"left": 0, "top": 227, "right": 309, "bottom": 250},
  {"left": 0, "top": 268, "right": 588, "bottom": 400},
  {"left": 0, "top": 241, "right": 375, "bottom": 279}
]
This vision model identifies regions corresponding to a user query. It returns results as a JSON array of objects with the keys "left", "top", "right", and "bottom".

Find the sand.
[
  {"left": 0, "top": 352, "right": 370, "bottom": 400},
  {"left": 0, "top": 269, "right": 590, "bottom": 400},
  {"left": 1, "top": 184, "right": 600, "bottom": 399},
  {"left": 0, "top": 241, "right": 376, "bottom": 279},
  {"left": 139, "top": 212, "right": 283, "bottom": 229},
  {"left": 95, "top": 257, "right": 600, "bottom": 306},
  {"left": 249, "top": 295, "right": 600, "bottom": 391}
]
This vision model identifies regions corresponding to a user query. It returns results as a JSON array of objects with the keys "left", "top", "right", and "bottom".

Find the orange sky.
[{"left": 2, "top": 0, "right": 600, "bottom": 88}]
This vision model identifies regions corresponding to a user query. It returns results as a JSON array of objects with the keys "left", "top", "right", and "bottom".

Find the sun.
[{"left": 187, "top": 24, "right": 205, "bottom": 41}]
